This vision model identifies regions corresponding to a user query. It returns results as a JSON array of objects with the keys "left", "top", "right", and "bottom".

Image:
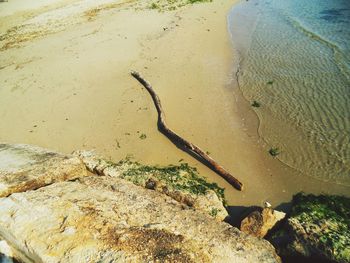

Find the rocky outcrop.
[
  {"left": 0, "top": 143, "right": 281, "bottom": 262},
  {"left": 74, "top": 150, "right": 228, "bottom": 221},
  {"left": 240, "top": 207, "right": 286, "bottom": 238},
  {"left": 269, "top": 193, "right": 350, "bottom": 263},
  {"left": 0, "top": 240, "right": 14, "bottom": 263},
  {"left": 0, "top": 176, "right": 280, "bottom": 263},
  {"left": 0, "top": 144, "right": 87, "bottom": 197}
]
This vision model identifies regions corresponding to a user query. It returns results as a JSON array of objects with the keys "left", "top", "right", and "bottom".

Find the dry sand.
[{"left": 0, "top": 0, "right": 348, "bottom": 208}]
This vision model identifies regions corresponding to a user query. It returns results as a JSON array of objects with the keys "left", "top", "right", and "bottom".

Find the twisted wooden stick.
[{"left": 131, "top": 71, "right": 243, "bottom": 191}]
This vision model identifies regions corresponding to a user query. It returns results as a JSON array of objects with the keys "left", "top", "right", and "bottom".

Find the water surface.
[{"left": 228, "top": 0, "right": 350, "bottom": 185}]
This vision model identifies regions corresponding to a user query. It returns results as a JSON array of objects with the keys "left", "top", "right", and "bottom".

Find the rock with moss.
[
  {"left": 0, "top": 175, "right": 281, "bottom": 262},
  {"left": 74, "top": 150, "right": 228, "bottom": 221},
  {"left": 0, "top": 145, "right": 281, "bottom": 262},
  {"left": 268, "top": 193, "right": 350, "bottom": 263}
]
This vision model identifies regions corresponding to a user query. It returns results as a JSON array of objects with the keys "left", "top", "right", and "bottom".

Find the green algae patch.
[
  {"left": 291, "top": 193, "right": 350, "bottom": 262},
  {"left": 291, "top": 193, "right": 350, "bottom": 226},
  {"left": 269, "top": 193, "right": 350, "bottom": 263},
  {"left": 268, "top": 148, "right": 280, "bottom": 157},
  {"left": 75, "top": 150, "right": 228, "bottom": 220},
  {"left": 251, "top": 100, "right": 261, "bottom": 108},
  {"left": 116, "top": 159, "right": 225, "bottom": 202}
]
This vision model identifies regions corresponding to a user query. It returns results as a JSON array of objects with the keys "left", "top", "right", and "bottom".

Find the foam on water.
[{"left": 228, "top": 0, "right": 350, "bottom": 185}]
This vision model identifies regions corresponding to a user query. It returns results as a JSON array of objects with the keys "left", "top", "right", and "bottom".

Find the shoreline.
[
  {"left": 229, "top": 0, "right": 350, "bottom": 188},
  {"left": 228, "top": 1, "right": 350, "bottom": 199},
  {"left": 0, "top": 0, "right": 349, "bottom": 209}
]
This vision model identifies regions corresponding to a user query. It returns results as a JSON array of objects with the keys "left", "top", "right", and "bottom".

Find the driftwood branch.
[{"left": 131, "top": 71, "right": 243, "bottom": 191}]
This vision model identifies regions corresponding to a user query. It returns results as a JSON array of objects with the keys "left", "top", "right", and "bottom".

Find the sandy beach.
[{"left": 0, "top": 0, "right": 348, "bottom": 208}]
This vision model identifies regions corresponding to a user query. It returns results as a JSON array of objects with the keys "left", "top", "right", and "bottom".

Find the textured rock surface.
[
  {"left": 74, "top": 150, "right": 228, "bottom": 221},
  {"left": 0, "top": 176, "right": 281, "bottom": 263},
  {"left": 240, "top": 207, "right": 286, "bottom": 238},
  {"left": 0, "top": 145, "right": 281, "bottom": 262},
  {"left": 0, "top": 144, "right": 88, "bottom": 197},
  {"left": 269, "top": 193, "right": 350, "bottom": 263},
  {"left": 0, "top": 240, "right": 14, "bottom": 262}
]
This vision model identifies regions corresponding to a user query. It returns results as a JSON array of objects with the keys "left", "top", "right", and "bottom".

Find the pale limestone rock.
[
  {"left": 0, "top": 239, "right": 15, "bottom": 263},
  {"left": 0, "top": 144, "right": 88, "bottom": 197},
  {"left": 240, "top": 208, "right": 286, "bottom": 238},
  {"left": 0, "top": 176, "right": 281, "bottom": 263},
  {"left": 74, "top": 150, "right": 228, "bottom": 221},
  {"left": 0, "top": 240, "right": 13, "bottom": 258},
  {"left": 193, "top": 190, "right": 227, "bottom": 220},
  {"left": 73, "top": 150, "right": 112, "bottom": 175}
]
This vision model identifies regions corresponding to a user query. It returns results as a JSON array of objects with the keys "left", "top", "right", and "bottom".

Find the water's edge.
[{"left": 227, "top": 0, "right": 350, "bottom": 186}]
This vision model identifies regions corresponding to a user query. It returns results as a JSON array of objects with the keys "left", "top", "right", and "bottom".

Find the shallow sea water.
[{"left": 228, "top": 0, "right": 350, "bottom": 185}]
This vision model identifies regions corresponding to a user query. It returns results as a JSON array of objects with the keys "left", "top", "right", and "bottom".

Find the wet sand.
[{"left": 0, "top": 0, "right": 348, "bottom": 208}]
